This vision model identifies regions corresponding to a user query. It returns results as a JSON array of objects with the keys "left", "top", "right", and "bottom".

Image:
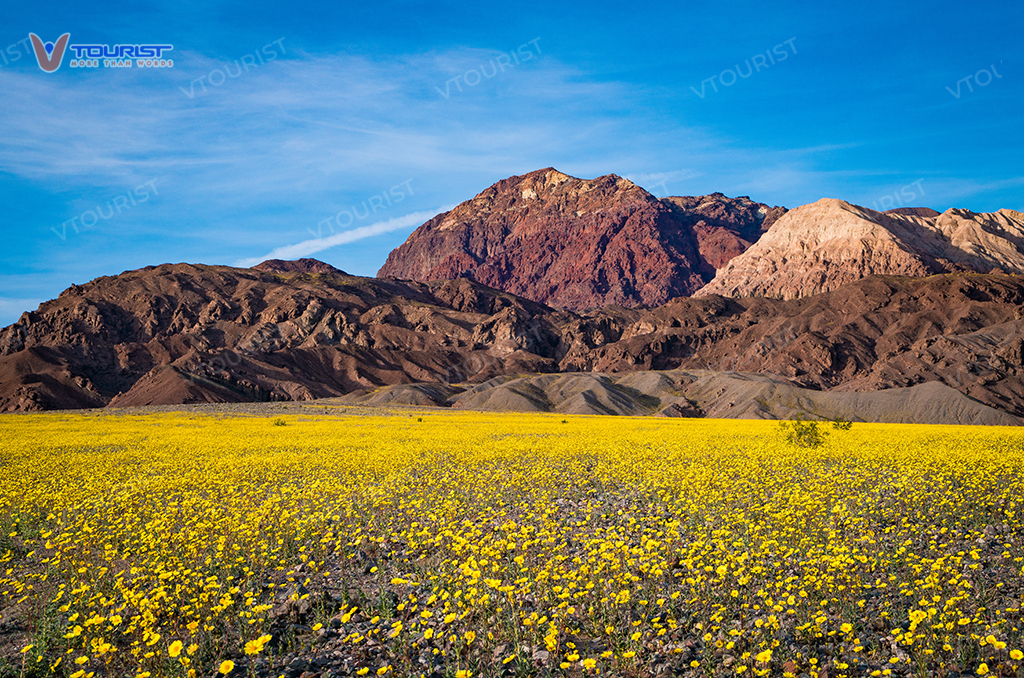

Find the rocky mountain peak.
[{"left": 379, "top": 168, "right": 783, "bottom": 310}]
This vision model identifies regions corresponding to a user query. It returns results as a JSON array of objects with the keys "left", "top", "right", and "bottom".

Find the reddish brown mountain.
[
  {"left": 2, "top": 261, "right": 1023, "bottom": 420},
  {"left": 378, "top": 168, "right": 784, "bottom": 310},
  {"left": 661, "top": 193, "right": 787, "bottom": 269}
]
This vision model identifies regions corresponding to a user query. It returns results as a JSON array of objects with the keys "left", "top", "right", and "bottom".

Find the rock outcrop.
[{"left": 254, "top": 258, "right": 348, "bottom": 276}]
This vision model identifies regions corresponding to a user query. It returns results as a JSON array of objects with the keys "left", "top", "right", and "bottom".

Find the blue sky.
[{"left": 1, "top": 1, "right": 1021, "bottom": 326}]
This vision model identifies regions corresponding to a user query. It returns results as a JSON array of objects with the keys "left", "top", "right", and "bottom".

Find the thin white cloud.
[
  {"left": 0, "top": 44, "right": 855, "bottom": 221},
  {"left": 0, "top": 48, "right": 638, "bottom": 193},
  {"left": 233, "top": 205, "right": 455, "bottom": 267}
]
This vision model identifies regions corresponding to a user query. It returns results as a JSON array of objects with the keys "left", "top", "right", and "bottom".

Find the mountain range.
[{"left": 3, "top": 168, "right": 1023, "bottom": 423}]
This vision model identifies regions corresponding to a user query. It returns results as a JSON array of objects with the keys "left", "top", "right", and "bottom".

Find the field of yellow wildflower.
[{"left": 1, "top": 408, "right": 1023, "bottom": 678}]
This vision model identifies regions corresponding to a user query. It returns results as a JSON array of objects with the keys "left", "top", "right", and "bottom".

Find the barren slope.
[{"left": 698, "top": 199, "right": 1024, "bottom": 299}]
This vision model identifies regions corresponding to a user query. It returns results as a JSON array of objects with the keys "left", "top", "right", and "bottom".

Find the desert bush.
[{"left": 779, "top": 413, "right": 829, "bottom": 447}]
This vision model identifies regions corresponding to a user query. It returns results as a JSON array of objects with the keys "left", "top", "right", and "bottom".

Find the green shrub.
[
  {"left": 779, "top": 414, "right": 829, "bottom": 448},
  {"left": 831, "top": 417, "right": 853, "bottom": 430}
]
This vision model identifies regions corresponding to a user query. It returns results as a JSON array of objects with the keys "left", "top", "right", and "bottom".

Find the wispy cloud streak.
[{"left": 233, "top": 205, "right": 454, "bottom": 267}]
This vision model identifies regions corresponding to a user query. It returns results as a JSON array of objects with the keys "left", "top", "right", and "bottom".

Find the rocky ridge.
[{"left": 2, "top": 261, "right": 1024, "bottom": 420}]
